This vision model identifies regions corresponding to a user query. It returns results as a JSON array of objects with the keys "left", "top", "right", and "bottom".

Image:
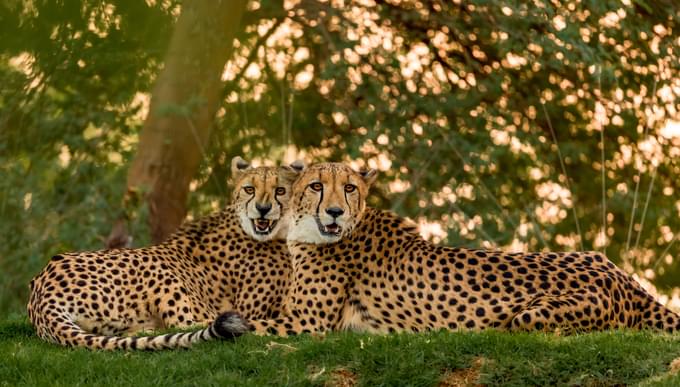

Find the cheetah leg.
[
  {"left": 211, "top": 301, "right": 343, "bottom": 337},
  {"left": 510, "top": 291, "right": 612, "bottom": 333},
  {"left": 211, "top": 263, "right": 350, "bottom": 337},
  {"left": 153, "top": 284, "right": 209, "bottom": 329}
]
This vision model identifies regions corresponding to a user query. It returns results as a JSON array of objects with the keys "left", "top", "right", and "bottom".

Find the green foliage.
[
  {"left": 0, "top": 0, "right": 679, "bottom": 315},
  {"left": 0, "top": 1, "right": 173, "bottom": 313},
  {"left": 2, "top": 317, "right": 680, "bottom": 385}
]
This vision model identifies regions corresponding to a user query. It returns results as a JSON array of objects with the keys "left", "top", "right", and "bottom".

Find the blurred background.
[{"left": 0, "top": 0, "right": 679, "bottom": 316}]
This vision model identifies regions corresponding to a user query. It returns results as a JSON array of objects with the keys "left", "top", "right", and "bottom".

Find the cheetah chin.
[
  {"left": 239, "top": 213, "right": 283, "bottom": 242},
  {"left": 315, "top": 217, "right": 343, "bottom": 237},
  {"left": 288, "top": 215, "right": 343, "bottom": 244}
]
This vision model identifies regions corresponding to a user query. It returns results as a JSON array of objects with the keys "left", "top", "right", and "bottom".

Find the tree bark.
[{"left": 107, "top": 0, "right": 248, "bottom": 247}]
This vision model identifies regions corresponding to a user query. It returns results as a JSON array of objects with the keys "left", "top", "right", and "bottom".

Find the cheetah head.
[
  {"left": 287, "top": 162, "right": 377, "bottom": 244},
  {"left": 231, "top": 156, "right": 305, "bottom": 241}
]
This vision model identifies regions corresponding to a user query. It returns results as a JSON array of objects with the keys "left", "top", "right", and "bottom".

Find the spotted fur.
[
  {"left": 220, "top": 162, "right": 680, "bottom": 337},
  {"left": 27, "top": 158, "right": 304, "bottom": 350}
]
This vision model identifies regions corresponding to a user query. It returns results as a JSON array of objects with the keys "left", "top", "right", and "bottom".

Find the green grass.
[{"left": 3, "top": 316, "right": 680, "bottom": 386}]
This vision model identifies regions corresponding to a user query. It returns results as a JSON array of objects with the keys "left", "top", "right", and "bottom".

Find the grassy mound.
[{"left": 3, "top": 316, "right": 680, "bottom": 386}]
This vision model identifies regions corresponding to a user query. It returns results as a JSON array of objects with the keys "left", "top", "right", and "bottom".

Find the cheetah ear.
[
  {"left": 358, "top": 168, "right": 378, "bottom": 186},
  {"left": 231, "top": 156, "right": 251, "bottom": 179},
  {"left": 280, "top": 159, "right": 306, "bottom": 183}
]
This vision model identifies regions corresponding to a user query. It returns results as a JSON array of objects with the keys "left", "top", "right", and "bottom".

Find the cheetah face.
[
  {"left": 231, "top": 156, "right": 305, "bottom": 241},
  {"left": 287, "top": 162, "right": 377, "bottom": 244}
]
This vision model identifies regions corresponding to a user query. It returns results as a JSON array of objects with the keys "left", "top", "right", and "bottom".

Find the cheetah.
[
  {"left": 27, "top": 157, "right": 304, "bottom": 350},
  {"left": 219, "top": 162, "right": 680, "bottom": 337}
]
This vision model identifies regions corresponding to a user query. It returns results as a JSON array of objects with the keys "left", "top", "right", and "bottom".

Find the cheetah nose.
[
  {"left": 325, "top": 207, "right": 344, "bottom": 218},
  {"left": 256, "top": 203, "right": 272, "bottom": 217}
]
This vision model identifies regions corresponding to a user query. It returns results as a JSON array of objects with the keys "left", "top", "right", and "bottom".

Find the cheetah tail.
[{"left": 38, "top": 311, "right": 251, "bottom": 350}]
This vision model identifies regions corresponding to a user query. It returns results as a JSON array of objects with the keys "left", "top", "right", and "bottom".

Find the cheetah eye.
[
  {"left": 243, "top": 186, "right": 255, "bottom": 195},
  {"left": 344, "top": 184, "right": 357, "bottom": 193},
  {"left": 309, "top": 182, "right": 323, "bottom": 192},
  {"left": 275, "top": 187, "right": 286, "bottom": 195}
]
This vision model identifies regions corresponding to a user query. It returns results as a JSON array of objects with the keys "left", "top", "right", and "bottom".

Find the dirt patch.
[
  {"left": 325, "top": 368, "right": 358, "bottom": 387},
  {"left": 438, "top": 358, "right": 486, "bottom": 387}
]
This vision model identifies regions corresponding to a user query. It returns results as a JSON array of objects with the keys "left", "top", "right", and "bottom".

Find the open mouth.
[
  {"left": 316, "top": 218, "right": 343, "bottom": 237},
  {"left": 251, "top": 218, "right": 277, "bottom": 234}
]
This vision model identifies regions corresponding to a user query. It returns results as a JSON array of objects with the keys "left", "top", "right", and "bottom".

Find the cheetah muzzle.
[
  {"left": 252, "top": 218, "right": 277, "bottom": 235},
  {"left": 316, "top": 216, "right": 342, "bottom": 237}
]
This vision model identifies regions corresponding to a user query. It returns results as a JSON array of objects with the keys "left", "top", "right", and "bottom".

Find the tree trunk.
[{"left": 107, "top": 0, "right": 248, "bottom": 247}]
